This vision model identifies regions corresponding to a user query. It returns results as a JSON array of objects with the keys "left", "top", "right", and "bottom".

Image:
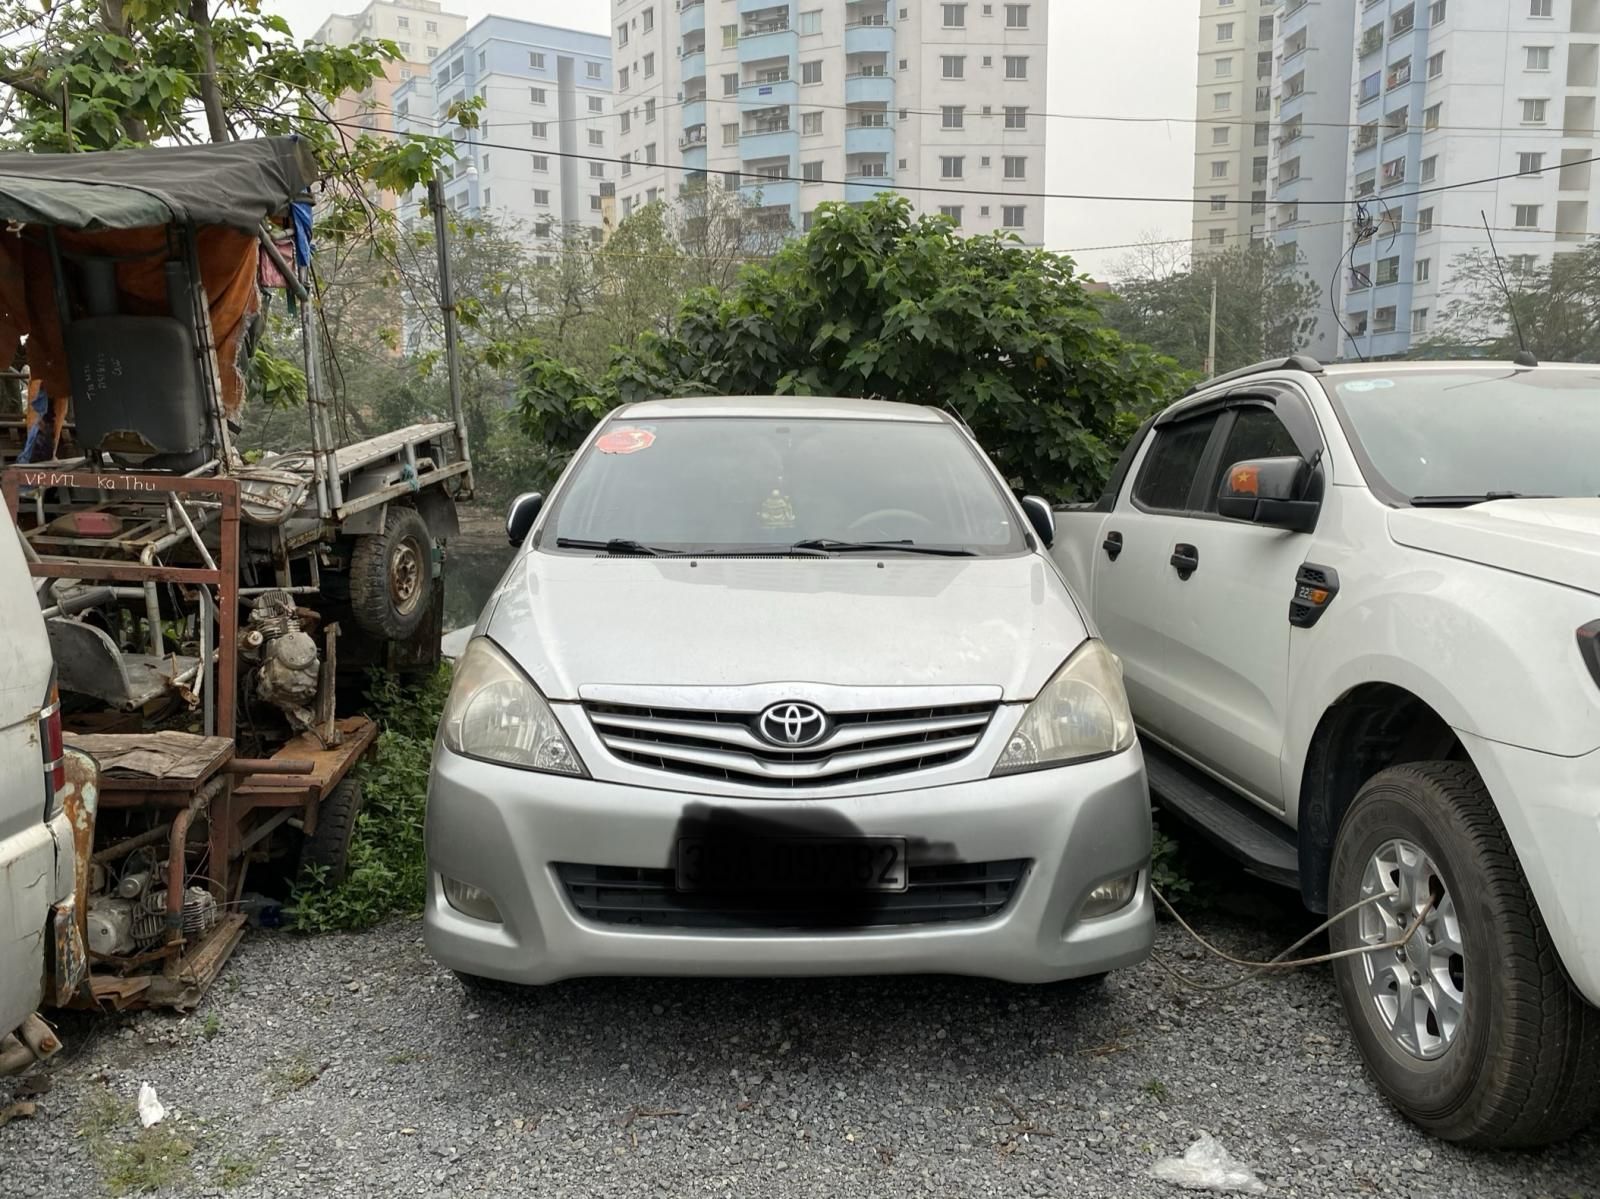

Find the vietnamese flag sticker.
[{"left": 596, "top": 426, "right": 656, "bottom": 455}]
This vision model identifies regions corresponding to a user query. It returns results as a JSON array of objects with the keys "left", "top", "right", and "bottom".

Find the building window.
[
  {"left": 1212, "top": 126, "right": 1230, "bottom": 145},
  {"left": 480, "top": 187, "right": 491, "bottom": 208},
  {"left": 799, "top": 8, "right": 822, "bottom": 34},
  {"left": 1520, "top": 151, "right": 1545, "bottom": 175},
  {"left": 1003, "top": 155, "right": 1026, "bottom": 179},
  {"left": 1212, "top": 160, "right": 1229, "bottom": 178},
  {"left": 1531, "top": 0, "right": 1552, "bottom": 15},
  {"left": 645, "top": 143, "right": 657, "bottom": 164},
  {"left": 1510, "top": 253, "right": 1537, "bottom": 273},
  {"left": 529, "top": 52, "right": 545, "bottom": 69},
  {"left": 1214, "top": 91, "right": 1232, "bottom": 112},
  {"left": 1209, "top": 228, "right": 1227, "bottom": 246},
  {"left": 942, "top": 105, "right": 964, "bottom": 129},
  {"left": 396, "top": 15, "right": 409, "bottom": 28},
  {"left": 1255, "top": 122, "right": 1269, "bottom": 146},
  {"left": 802, "top": 60, "right": 823, "bottom": 84},
  {"left": 588, "top": 195, "right": 601, "bottom": 212},
  {"left": 717, "top": 73, "right": 735, "bottom": 97},
  {"left": 722, "top": 123, "right": 739, "bottom": 145},
  {"left": 1373, "top": 306, "right": 1397, "bottom": 334},
  {"left": 589, "top": 96, "right": 604, "bottom": 114},
  {"left": 397, "top": 41, "right": 411, "bottom": 55},
  {"left": 531, "top": 122, "right": 549, "bottom": 139},
  {"left": 1415, "top": 257, "right": 1431, "bottom": 282},
  {"left": 940, "top": 205, "right": 963, "bottom": 224},
  {"left": 1216, "top": 56, "right": 1234, "bottom": 78},
  {"left": 1425, "top": 51, "right": 1444, "bottom": 78},
  {"left": 941, "top": 156, "right": 964, "bottom": 179},
  {"left": 620, "top": 110, "right": 631, "bottom": 134},
  {"left": 722, "top": 24, "right": 738, "bottom": 48},
  {"left": 802, "top": 210, "right": 816, "bottom": 232},
  {"left": 942, "top": 3, "right": 966, "bottom": 27},
  {"left": 617, "top": 22, "right": 629, "bottom": 46},
  {"left": 1412, "top": 307, "right": 1429, "bottom": 334},
  {"left": 531, "top": 87, "right": 547, "bottom": 104},
  {"left": 644, "top": 53, "right": 655, "bottom": 78},
  {"left": 1391, "top": 4, "right": 1416, "bottom": 35},
  {"left": 1526, "top": 46, "right": 1552, "bottom": 71},
  {"left": 1004, "top": 106, "right": 1027, "bottom": 129},
  {"left": 1424, "top": 103, "right": 1441, "bottom": 130},
  {"left": 1210, "top": 194, "right": 1228, "bottom": 212},
  {"left": 620, "top": 153, "right": 631, "bottom": 176},
  {"left": 643, "top": 7, "right": 654, "bottom": 32},
  {"left": 1003, "top": 205, "right": 1026, "bottom": 229},
  {"left": 802, "top": 160, "right": 823, "bottom": 182},
  {"left": 1522, "top": 97, "right": 1548, "bottom": 123},
  {"left": 1217, "top": 21, "right": 1234, "bottom": 41},
  {"left": 942, "top": 55, "right": 965, "bottom": 79},
  {"left": 618, "top": 67, "right": 629, "bottom": 90},
  {"left": 645, "top": 98, "right": 657, "bottom": 122},
  {"left": 1429, "top": 0, "right": 1446, "bottom": 23},
  {"left": 587, "top": 128, "right": 604, "bottom": 147},
  {"left": 1417, "top": 206, "right": 1434, "bottom": 232},
  {"left": 587, "top": 62, "right": 601, "bottom": 80},
  {"left": 531, "top": 154, "right": 549, "bottom": 172},
  {"left": 533, "top": 188, "right": 550, "bottom": 206},
  {"left": 1514, "top": 203, "right": 1541, "bottom": 228},
  {"left": 802, "top": 110, "right": 822, "bottom": 135},
  {"left": 1005, "top": 55, "right": 1028, "bottom": 79},
  {"left": 1376, "top": 255, "right": 1400, "bottom": 285},
  {"left": 588, "top": 162, "right": 605, "bottom": 179},
  {"left": 1420, "top": 154, "right": 1437, "bottom": 182},
  {"left": 1005, "top": 4, "right": 1029, "bottom": 28}
]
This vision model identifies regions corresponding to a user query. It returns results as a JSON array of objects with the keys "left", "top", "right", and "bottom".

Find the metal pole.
[
  {"left": 428, "top": 177, "right": 474, "bottom": 494},
  {"left": 1205, "top": 277, "right": 1218, "bottom": 377}
]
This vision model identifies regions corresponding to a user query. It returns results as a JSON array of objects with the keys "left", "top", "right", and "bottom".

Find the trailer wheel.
[
  {"left": 301, "top": 777, "right": 364, "bottom": 887},
  {"left": 350, "top": 506, "right": 434, "bottom": 642}
]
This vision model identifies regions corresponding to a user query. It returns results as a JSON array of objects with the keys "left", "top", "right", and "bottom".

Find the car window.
[
  {"left": 1131, "top": 414, "right": 1219, "bottom": 512},
  {"left": 1204, "top": 406, "right": 1301, "bottom": 511}
]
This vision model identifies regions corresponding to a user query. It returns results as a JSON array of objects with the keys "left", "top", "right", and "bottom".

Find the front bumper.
[
  {"left": 1459, "top": 731, "right": 1600, "bottom": 1007},
  {"left": 423, "top": 744, "right": 1154, "bottom": 986}
]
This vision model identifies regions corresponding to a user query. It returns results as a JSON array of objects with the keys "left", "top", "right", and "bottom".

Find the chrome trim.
[
  {"left": 586, "top": 708, "right": 991, "bottom": 752},
  {"left": 596, "top": 730, "right": 985, "bottom": 781}
]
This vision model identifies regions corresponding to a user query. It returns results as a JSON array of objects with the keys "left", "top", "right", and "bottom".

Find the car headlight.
[
  {"left": 441, "top": 638, "right": 586, "bottom": 776},
  {"left": 992, "top": 639, "right": 1135, "bottom": 775}
]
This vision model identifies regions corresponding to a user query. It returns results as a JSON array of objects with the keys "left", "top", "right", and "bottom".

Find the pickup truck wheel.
[
  {"left": 300, "top": 778, "right": 364, "bottom": 888},
  {"left": 1328, "top": 761, "right": 1600, "bottom": 1147},
  {"left": 350, "top": 506, "right": 434, "bottom": 642}
]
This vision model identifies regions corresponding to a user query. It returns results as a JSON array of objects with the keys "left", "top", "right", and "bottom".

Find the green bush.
[{"left": 289, "top": 666, "right": 451, "bottom": 932}]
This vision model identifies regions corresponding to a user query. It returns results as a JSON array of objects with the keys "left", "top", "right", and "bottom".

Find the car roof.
[
  {"left": 612, "top": 395, "right": 947, "bottom": 422},
  {"left": 1318, "top": 360, "right": 1600, "bottom": 376}
]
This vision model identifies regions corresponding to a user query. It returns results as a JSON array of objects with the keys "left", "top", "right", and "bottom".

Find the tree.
[
  {"left": 515, "top": 197, "right": 1186, "bottom": 503},
  {"left": 1421, "top": 241, "right": 1600, "bottom": 362},
  {"left": 1098, "top": 239, "right": 1323, "bottom": 375}
]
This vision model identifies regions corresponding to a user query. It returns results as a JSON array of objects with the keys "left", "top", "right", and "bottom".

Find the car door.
[
  {"left": 1090, "top": 409, "right": 1223, "bottom": 751},
  {"left": 1153, "top": 391, "right": 1323, "bottom": 809}
]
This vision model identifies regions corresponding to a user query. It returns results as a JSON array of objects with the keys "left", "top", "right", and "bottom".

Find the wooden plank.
[
  {"left": 64, "top": 731, "right": 232, "bottom": 788},
  {"left": 334, "top": 460, "right": 470, "bottom": 521},
  {"left": 334, "top": 421, "right": 456, "bottom": 475}
]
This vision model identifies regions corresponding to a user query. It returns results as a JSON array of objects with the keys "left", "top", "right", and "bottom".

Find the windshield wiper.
[
  {"left": 554, "top": 537, "right": 677, "bottom": 556},
  {"left": 1409, "top": 491, "right": 1549, "bottom": 507},
  {"left": 789, "top": 538, "right": 977, "bottom": 557}
]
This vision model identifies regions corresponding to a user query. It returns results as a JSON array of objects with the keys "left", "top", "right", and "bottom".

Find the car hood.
[
  {"left": 482, "top": 553, "right": 1087, "bottom": 702},
  {"left": 1388, "top": 498, "right": 1600, "bottom": 595}
]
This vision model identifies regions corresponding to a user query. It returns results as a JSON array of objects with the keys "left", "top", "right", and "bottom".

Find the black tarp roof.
[{"left": 0, "top": 136, "right": 319, "bottom": 233}]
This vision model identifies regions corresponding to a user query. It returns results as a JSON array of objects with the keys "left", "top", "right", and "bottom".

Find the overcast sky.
[{"left": 265, "top": 0, "right": 1199, "bottom": 278}]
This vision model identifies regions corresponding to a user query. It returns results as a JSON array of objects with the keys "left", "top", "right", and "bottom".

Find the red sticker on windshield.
[{"left": 596, "top": 427, "right": 656, "bottom": 455}]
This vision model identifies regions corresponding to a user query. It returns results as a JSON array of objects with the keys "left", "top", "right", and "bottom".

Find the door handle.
[
  {"left": 1170, "top": 543, "right": 1199, "bottom": 580},
  {"left": 1102, "top": 530, "right": 1123, "bottom": 561}
]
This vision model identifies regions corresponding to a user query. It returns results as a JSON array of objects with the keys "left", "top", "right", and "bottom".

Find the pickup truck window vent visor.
[
  {"left": 1576, "top": 621, "right": 1600, "bottom": 690},
  {"left": 1290, "top": 563, "right": 1340, "bottom": 629}
]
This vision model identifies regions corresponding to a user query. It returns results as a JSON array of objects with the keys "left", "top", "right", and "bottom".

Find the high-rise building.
[
  {"left": 393, "top": 18, "right": 613, "bottom": 242},
  {"left": 1191, "top": 0, "right": 1282, "bottom": 255},
  {"left": 1327, "top": 0, "right": 1600, "bottom": 358},
  {"left": 312, "top": 0, "right": 469, "bottom": 151},
  {"left": 611, "top": 0, "right": 1048, "bottom": 243}
]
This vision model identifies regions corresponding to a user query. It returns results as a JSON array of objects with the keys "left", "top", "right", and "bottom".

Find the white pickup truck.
[{"left": 1048, "top": 356, "right": 1600, "bottom": 1148}]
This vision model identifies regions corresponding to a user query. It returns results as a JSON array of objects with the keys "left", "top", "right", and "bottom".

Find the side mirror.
[
  {"left": 506, "top": 491, "right": 544, "bottom": 547},
  {"left": 1217, "top": 457, "right": 1319, "bottom": 532},
  {"left": 1019, "top": 495, "right": 1055, "bottom": 548}
]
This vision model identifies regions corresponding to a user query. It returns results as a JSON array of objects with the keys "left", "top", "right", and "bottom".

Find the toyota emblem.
[{"left": 757, "top": 701, "right": 829, "bottom": 747}]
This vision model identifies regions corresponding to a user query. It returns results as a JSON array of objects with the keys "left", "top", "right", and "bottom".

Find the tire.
[
  {"left": 1328, "top": 761, "right": 1600, "bottom": 1147},
  {"left": 350, "top": 506, "right": 434, "bottom": 642},
  {"left": 301, "top": 778, "right": 364, "bottom": 888}
]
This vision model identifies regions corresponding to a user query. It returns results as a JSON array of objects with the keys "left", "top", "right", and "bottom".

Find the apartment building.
[
  {"left": 313, "top": 0, "right": 468, "bottom": 145},
  {"left": 611, "top": 0, "right": 1048, "bottom": 243},
  {"left": 1330, "top": 0, "right": 1600, "bottom": 358},
  {"left": 393, "top": 18, "right": 613, "bottom": 241},
  {"left": 1191, "top": 0, "right": 1282, "bottom": 255}
]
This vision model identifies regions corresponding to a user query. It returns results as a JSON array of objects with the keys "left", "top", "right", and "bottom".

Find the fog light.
[
  {"left": 442, "top": 876, "right": 503, "bottom": 923},
  {"left": 1082, "top": 873, "right": 1139, "bottom": 918}
]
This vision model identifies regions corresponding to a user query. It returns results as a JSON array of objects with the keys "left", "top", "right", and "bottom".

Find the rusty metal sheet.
[
  {"left": 63, "top": 732, "right": 231, "bottom": 788},
  {"left": 144, "top": 914, "right": 247, "bottom": 1011},
  {"left": 232, "top": 716, "right": 376, "bottom": 805},
  {"left": 45, "top": 746, "right": 98, "bottom": 1007}
]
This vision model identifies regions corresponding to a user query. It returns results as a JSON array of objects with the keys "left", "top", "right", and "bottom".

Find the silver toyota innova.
[{"left": 424, "top": 396, "right": 1153, "bottom": 988}]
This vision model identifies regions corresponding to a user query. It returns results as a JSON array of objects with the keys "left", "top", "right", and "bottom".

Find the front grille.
[
  {"left": 556, "top": 859, "right": 1030, "bottom": 930},
  {"left": 583, "top": 700, "right": 996, "bottom": 787}
]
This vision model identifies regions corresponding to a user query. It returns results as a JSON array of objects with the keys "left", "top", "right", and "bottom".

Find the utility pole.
[
  {"left": 1204, "top": 277, "right": 1218, "bottom": 377},
  {"left": 427, "top": 176, "right": 474, "bottom": 495}
]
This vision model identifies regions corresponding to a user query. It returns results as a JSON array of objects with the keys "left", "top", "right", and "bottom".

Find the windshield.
[
  {"left": 1325, "top": 369, "right": 1600, "bottom": 503},
  {"left": 540, "top": 416, "right": 1026, "bottom": 555}
]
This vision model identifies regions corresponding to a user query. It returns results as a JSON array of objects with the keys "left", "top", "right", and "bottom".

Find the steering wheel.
[{"left": 846, "top": 508, "right": 935, "bottom": 537}]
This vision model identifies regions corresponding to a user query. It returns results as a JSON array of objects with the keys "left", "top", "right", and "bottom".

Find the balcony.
[
  {"left": 739, "top": 127, "right": 797, "bottom": 160},
  {"left": 739, "top": 24, "right": 796, "bottom": 62},
  {"left": 682, "top": 98, "right": 706, "bottom": 129},
  {"left": 680, "top": 50, "right": 706, "bottom": 81},
  {"left": 681, "top": 140, "right": 707, "bottom": 169},
  {"left": 845, "top": 123, "right": 894, "bottom": 156},
  {"left": 679, "top": 124, "right": 708, "bottom": 151},
  {"left": 739, "top": 0, "right": 782, "bottom": 12},
  {"left": 740, "top": 76, "right": 798, "bottom": 106},
  {"left": 844, "top": 173, "right": 895, "bottom": 203},
  {"left": 1359, "top": 25, "right": 1383, "bottom": 58},
  {"left": 1385, "top": 59, "right": 1412, "bottom": 90},
  {"left": 680, "top": 0, "right": 705, "bottom": 35},
  {"left": 739, "top": 177, "right": 798, "bottom": 210},
  {"left": 844, "top": 21, "right": 894, "bottom": 55},
  {"left": 845, "top": 72, "right": 894, "bottom": 104}
]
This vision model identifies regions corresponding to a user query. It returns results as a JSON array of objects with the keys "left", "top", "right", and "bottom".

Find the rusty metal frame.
[{"left": 2, "top": 468, "right": 239, "bottom": 739}]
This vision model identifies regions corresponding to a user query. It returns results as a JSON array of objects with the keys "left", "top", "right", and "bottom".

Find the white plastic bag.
[
  {"left": 1151, "top": 1132, "right": 1266, "bottom": 1194},
  {"left": 137, "top": 1082, "right": 166, "bottom": 1128}
]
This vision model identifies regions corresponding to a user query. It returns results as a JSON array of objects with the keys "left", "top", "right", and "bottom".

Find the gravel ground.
[{"left": 2, "top": 902, "right": 1595, "bottom": 1199}]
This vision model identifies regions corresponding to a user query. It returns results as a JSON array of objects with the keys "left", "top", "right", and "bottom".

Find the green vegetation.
[
  {"left": 289, "top": 666, "right": 451, "bottom": 932},
  {"left": 1141, "top": 1079, "right": 1170, "bottom": 1103},
  {"left": 201, "top": 1010, "right": 222, "bottom": 1041},
  {"left": 79, "top": 1090, "right": 194, "bottom": 1197},
  {"left": 268, "top": 1052, "right": 324, "bottom": 1096}
]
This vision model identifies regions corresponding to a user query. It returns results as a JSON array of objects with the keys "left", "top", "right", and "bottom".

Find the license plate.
[{"left": 675, "top": 837, "right": 908, "bottom": 893}]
